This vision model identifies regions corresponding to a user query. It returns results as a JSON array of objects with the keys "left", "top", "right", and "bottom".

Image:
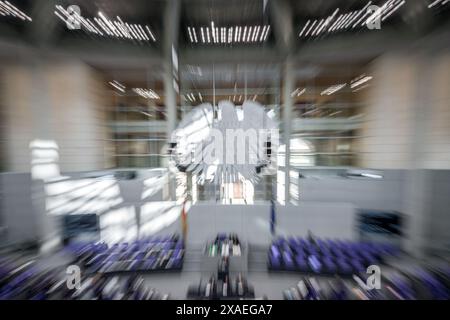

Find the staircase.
[
  {"left": 247, "top": 244, "right": 269, "bottom": 272},
  {"left": 182, "top": 246, "right": 204, "bottom": 271},
  {"left": 182, "top": 243, "right": 269, "bottom": 273}
]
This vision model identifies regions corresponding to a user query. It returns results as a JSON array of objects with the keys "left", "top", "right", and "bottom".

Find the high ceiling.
[
  {"left": 0, "top": 0, "right": 449, "bottom": 86},
  {"left": 2, "top": 0, "right": 448, "bottom": 48}
]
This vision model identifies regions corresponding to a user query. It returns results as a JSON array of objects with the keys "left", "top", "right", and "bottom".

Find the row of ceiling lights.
[
  {"left": 428, "top": 0, "right": 450, "bottom": 8},
  {"left": 133, "top": 88, "right": 160, "bottom": 99},
  {"left": 290, "top": 75, "right": 372, "bottom": 97},
  {"left": 320, "top": 74, "right": 373, "bottom": 96},
  {"left": 184, "top": 92, "right": 203, "bottom": 103},
  {"left": 108, "top": 80, "right": 126, "bottom": 93},
  {"left": 299, "top": 0, "right": 405, "bottom": 39},
  {"left": 54, "top": 6, "right": 156, "bottom": 42},
  {"left": 2, "top": 0, "right": 448, "bottom": 32},
  {"left": 187, "top": 22, "right": 271, "bottom": 44},
  {"left": 300, "top": 108, "right": 343, "bottom": 118},
  {"left": 2, "top": 1, "right": 448, "bottom": 43},
  {"left": 110, "top": 75, "right": 372, "bottom": 100},
  {"left": 109, "top": 80, "right": 160, "bottom": 99},
  {"left": 182, "top": 77, "right": 371, "bottom": 104},
  {"left": 321, "top": 83, "right": 347, "bottom": 96},
  {"left": 182, "top": 93, "right": 260, "bottom": 104},
  {"left": 350, "top": 75, "right": 373, "bottom": 92},
  {"left": 0, "top": 1, "right": 31, "bottom": 21},
  {"left": 229, "top": 94, "right": 258, "bottom": 102},
  {"left": 291, "top": 88, "right": 307, "bottom": 97}
]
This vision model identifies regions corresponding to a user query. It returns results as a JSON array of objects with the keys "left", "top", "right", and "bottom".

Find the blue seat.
[
  {"left": 350, "top": 259, "right": 365, "bottom": 273},
  {"left": 415, "top": 269, "right": 450, "bottom": 300},
  {"left": 269, "top": 254, "right": 281, "bottom": 269},
  {"left": 143, "top": 258, "right": 156, "bottom": 270},
  {"left": 270, "top": 245, "right": 281, "bottom": 258},
  {"left": 391, "top": 276, "right": 416, "bottom": 300},
  {"left": 337, "top": 260, "right": 352, "bottom": 274},
  {"left": 175, "top": 240, "right": 184, "bottom": 249},
  {"left": 323, "top": 258, "right": 337, "bottom": 273},
  {"left": 308, "top": 255, "right": 322, "bottom": 273},
  {"left": 283, "top": 252, "right": 295, "bottom": 270},
  {"left": 87, "top": 253, "right": 107, "bottom": 266},
  {"left": 295, "top": 255, "right": 308, "bottom": 271}
]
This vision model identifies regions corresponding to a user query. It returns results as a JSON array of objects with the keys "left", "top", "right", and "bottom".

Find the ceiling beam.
[
  {"left": 56, "top": 38, "right": 162, "bottom": 68},
  {"left": 27, "top": 0, "right": 60, "bottom": 47},
  {"left": 270, "top": 0, "right": 295, "bottom": 56},
  {"left": 180, "top": 46, "right": 280, "bottom": 64}
]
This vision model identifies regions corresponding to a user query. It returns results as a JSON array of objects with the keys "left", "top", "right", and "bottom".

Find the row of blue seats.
[
  {"left": 407, "top": 267, "right": 450, "bottom": 300},
  {"left": 88, "top": 249, "right": 184, "bottom": 273},
  {"left": 269, "top": 237, "right": 400, "bottom": 275},
  {"left": 67, "top": 235, "right": 183, "bottom": 255},
  {"left": 0, "top": 260, "right": 56, "bottom": 300},
  {"left": 69, "top": 235, "right": 184, "bottom": 273},
  {"left": 283, "top": 266, "right": 450, "bottom": 300},
  {"left": 273, "top": 237, "right": 399, "bottom": 259},
  {"left": 1, "top": 258, "right": 170, "bottom": 300}
]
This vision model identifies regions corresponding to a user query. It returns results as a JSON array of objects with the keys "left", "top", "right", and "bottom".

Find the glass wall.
[
  {"left": 289, "top": 62, "right": 371, "bottom": 168},
  {"left": 108, "top": 76, "right": 168, "bottom": 168}
]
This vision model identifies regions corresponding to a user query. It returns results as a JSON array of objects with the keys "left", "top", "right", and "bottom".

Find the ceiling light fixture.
[
  {"left": 321, "top": 83, "right": 347, "bottom": 96},
  {"left": 187, "top": 26, "right": 194, "bottom": 43},
  {"left": 352, "top": 84, "right": 371, "bottom": 93},
  {"left": 317, "top": 8, "right": 339, "bottom": 35},
  {"left": 352, "top": 2, "right": 373, "bottom": 28},
  {"left": 109, "top": 80, "right": 126, "bottom": 93},
  {"left": 54, "top": 6, "right": 156, "bottom": 43},
  {"left": 427, "top": 0, "right": 449, "bottom": 8},
  {"left": 201, "top": 27, "right": 205, "bottom": 43},
  {"left": 133, "top": 88, "right": 160, "bottom": 99},
  {"left": 192, "top": 28, "right": 198, "bottom": 42},
  {"left": 299, "top": 0, "right": 405, "bottom": 40},
  {"left": 211, "top": 21, "right": 216, "bottom": 43},
  {"left": 328, "top": 13, "right": 344, "bottom": 32},
  {"left": 297, "top": 88, "right": 306, "bottom": 96},
  {"left": 291, "top": 88, "right": 307, "bottom": 97},
  {"left": 328, "top": 110, "right": 342, "bottom": 117},
  {"left": 188, "top": 24, "right": 271, "bottom": 45},
  {"left": 304, "top": 19, "right": 317, "bottom": 37},
  {"left": 298, "top": 20, "right": 310, "bottom": 37},
  {"left": 382, "top": 0, "right": 406, "bottom": 21},
  {"left": 350, "top": 75, "right": 373, "bottom": 88},
  {"left": 0, "top": 1, "right": 32, "bottom": 21}
]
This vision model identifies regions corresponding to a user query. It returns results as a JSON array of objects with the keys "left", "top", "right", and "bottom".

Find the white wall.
[
  {"left": 0, "top": 173, "right": 37, "bottom": 244},
  {"left": 420, "top": 54, "right": 450, "bottom": 169},
  {"left": 359, "top": 53, "right": 450, "bottom": 170},
  {"left": 0, "top": 59, "right": 111, "bottom": 173},
  {"left": 357, "top": 52, "right": 450, "bottom": 255},
  {"left": 298, "top": 171, "right": 406, "bottom": 212},
  {"left": 0, "top": 170, "right": 167, "bottom": 247},
  {"left": 185, "top": 202, "right": 356, "bottom": 247},
  {"left": 423, "top": 171, "right": 450, "bottom": 254},
  {"left": 0, "top": 170, "right": 357, "bottom": 248},
  {"left": 358, "top": 54, "right": 419, "bottom": 169}
]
